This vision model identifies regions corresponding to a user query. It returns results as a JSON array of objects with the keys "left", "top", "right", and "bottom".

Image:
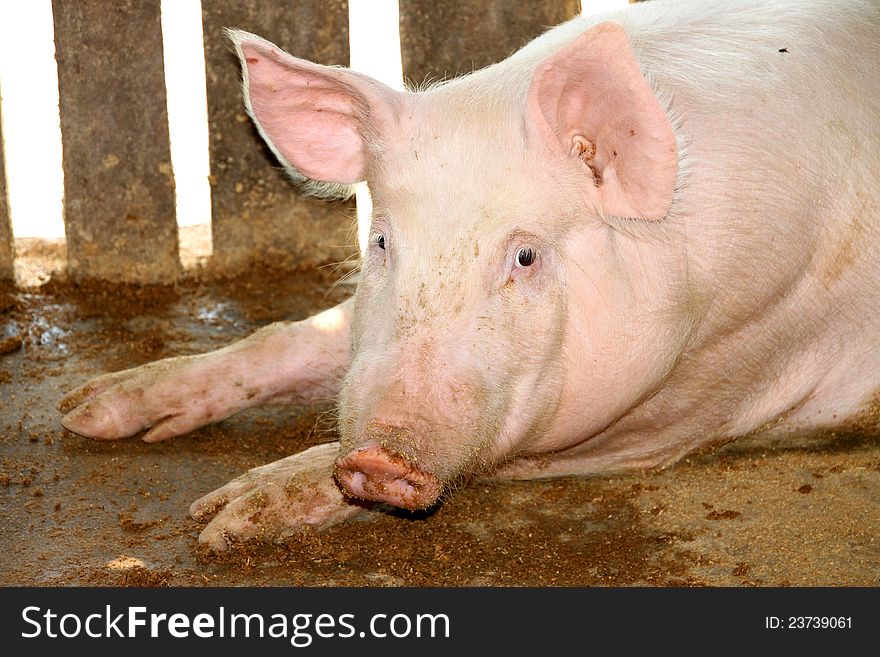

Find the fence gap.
[
  {"left": 0, "top": 0, "right": 65, "bottom": 245},
  {"left": 348, "top": 0, "right": 404, "bottom": 255},
  {"left": 582, "top": 0, "right": 631, "bottom": 16},
  {"left": 160, "top": 0, "right": 212, "bottom": 268}
]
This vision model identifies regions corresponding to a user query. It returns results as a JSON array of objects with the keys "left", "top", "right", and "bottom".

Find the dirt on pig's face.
[{"left": 336, "top": 92, "right": 588, "bottom": 496}]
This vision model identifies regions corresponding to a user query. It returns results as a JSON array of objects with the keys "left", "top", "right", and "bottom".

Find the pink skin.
[
  {"left": 59, "top": 3, "right": 880, "bottom": 551},
  {"left": 58, "top": 302, "right": 361, "bottom": 551},
  {"left": 188, "top": 443, "right": 362, "bottom": 551},
  {"left": 335, "top": 442, "right": 441, "bottom": 510},
  {"left": 59, "top": 301, "right": 353, "bottom": 441}
]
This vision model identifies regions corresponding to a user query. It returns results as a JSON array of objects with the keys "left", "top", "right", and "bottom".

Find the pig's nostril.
[
  {"left": 394, "top": 477, "right": 417, "bottom": 496},
  {"left": 334, "top": 446, "right": 441, "bottom": 510},
  {"left": 349, "top": 469, "right": 421, "bottom": 496}
]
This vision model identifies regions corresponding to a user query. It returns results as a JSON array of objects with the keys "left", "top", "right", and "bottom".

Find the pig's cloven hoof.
[{"left": 189, "top": 443, "right": 365, "bottom": 552}]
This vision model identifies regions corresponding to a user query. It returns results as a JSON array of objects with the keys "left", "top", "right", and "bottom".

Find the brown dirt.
[{"left": 0, "top": 251, "right": 878, "bottom": 587}]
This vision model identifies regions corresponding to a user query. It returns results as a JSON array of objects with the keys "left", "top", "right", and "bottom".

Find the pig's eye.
[
  {"left": 375, "top": 233, "right": 386, "bottom": 250},
  {"left": 515, "top": 247, "right": 537, "bottom": 267}
]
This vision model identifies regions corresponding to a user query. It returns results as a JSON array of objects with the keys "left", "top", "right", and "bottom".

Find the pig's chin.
[{"left": 333, "top": 442, "right": 443, "bottom": 510}]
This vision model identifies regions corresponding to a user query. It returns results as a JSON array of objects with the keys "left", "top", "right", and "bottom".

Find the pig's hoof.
[
  {"left": 59, "top": 356, "right": 213, "bottom": 441},
  {"left": 190, "top": 442, "right": 364, "bottom": 552},
  {"left": 58, "top": 352, "right": 266, "bottom": 442}
]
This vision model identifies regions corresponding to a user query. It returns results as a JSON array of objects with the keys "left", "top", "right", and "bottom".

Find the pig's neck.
[{"left": 538, "top": 152, "right": 879, "bottom": 474}]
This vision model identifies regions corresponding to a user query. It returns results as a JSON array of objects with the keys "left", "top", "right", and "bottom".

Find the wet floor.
[{"left": 1, "top": 266, "right": 878, "bottom": 586}]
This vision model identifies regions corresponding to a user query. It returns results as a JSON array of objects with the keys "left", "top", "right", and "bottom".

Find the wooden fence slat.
[
  {"left": 398, "top": 0, "right": 581, "bottom": 86},
  {"left": 53, "top": 0, "right": 180, "bottom": 283},
  {"left": 0, "top": 89, "right": 13, "bottom": 281},
  {"left": 202, "top": 0, "right": 357, "bottom": 273}
]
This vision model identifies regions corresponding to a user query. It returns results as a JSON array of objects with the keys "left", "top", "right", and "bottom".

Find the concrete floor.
[{"left": 1, "top": 263, "right": 878, "bottom": 586}]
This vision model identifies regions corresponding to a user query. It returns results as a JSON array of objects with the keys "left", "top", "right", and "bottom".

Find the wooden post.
[
  {"left": 0, "top": 89, "right": 13, "bottom": 281},
  {"left": 53, "top": 0, "right": 180, "bottom": 283},
  {"left": 202, "top": 0, "right": 357, "bottom": 273},
  {"left": 398, "top": 0, "right": 580, "bottom": 85}
]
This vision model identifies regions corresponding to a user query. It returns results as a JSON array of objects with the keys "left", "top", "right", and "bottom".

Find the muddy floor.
[{"left": 1, "top": 248, "right": 878, "bottom": 587}]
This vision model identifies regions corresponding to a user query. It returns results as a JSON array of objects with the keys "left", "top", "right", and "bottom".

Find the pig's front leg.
[
  {"left": 189, "top": 442, "right": 363, "bottom": 551},
  {"left": 58, "top": 299, "right": 352, "bottom": 442},
  {"left": 489, "top": 444, "right": 671, "bottom": 481}
]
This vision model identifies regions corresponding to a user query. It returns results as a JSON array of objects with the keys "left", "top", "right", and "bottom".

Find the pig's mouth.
[{"left": 334, "top": 443, "right": 442, "bottom": 510}]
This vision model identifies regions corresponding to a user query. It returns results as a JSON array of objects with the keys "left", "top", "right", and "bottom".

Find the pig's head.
[{"left": 230, "top": 21, "right": 679, "bottom": 510}]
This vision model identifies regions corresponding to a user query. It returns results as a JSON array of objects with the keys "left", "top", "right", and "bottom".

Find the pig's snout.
[{"left": 334, "top": 441, "right": 441, "bottom": 510}]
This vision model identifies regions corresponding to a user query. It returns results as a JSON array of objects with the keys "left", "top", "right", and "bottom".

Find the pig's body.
[
  {"left": 59, "top": 0, "right": 880, "bottom": 550},
  {"left": 488, "top": 0, "right": 880, "bottom": 474}
]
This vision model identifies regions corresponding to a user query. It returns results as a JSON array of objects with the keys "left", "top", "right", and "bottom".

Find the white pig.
[{"left": 59, "top": 0, "right": 879, "bottom": 550}]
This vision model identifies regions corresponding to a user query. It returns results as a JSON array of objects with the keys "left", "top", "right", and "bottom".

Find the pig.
[{"left": 58, "top": 0, "right": 880, "bottom": 551}]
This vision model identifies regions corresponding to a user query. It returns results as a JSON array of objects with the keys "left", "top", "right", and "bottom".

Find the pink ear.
[
  {"left": 528, "top": 22, "right": 677, "bottom": 220},
  {"left": 231, "top": 32, "right": 399, "bottom": 185}
]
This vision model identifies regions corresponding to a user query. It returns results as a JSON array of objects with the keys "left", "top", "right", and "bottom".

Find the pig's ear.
[
  {"left": 527, "top": 22, "right": 677, "bottom": 220},
  {"left": 228, "top": 30, "right": 399, "bottom": 189}
]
